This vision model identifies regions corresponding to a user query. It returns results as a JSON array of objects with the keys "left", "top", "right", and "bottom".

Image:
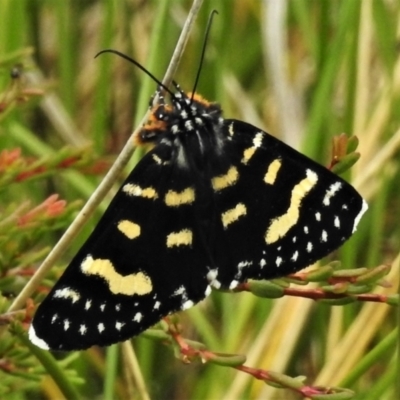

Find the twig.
[{"left": 167, "top": 327, "right": 354, "bottom": 399}]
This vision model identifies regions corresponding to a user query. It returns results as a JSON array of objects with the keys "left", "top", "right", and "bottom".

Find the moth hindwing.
[{"left": 29, "top": 86, "right": 367, "bottom": 351}]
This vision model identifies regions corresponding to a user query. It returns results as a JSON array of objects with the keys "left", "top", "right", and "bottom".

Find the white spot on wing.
[
  {"left": 116, "top": 322, "right": 125, "bottom": 331},
  {"left": 315, "top": 212, "right": 321, "bottom": 221},
  {"left": 229, "top": 280, "right": 239, "bottom": 290},
  {"left": 352, "top": 199, "right": 368, "bottom": 232},
  {"left": 291, "top": 251, "right": 299, "bottom": 261},
  {"left": 321, "top": 230, "right": 328, "bottom": 242},
  {"left": 253, "top": 131, "right": 263, "bottom": 147},
  {"left": 154, "top": 301, "right": 161, "bottom": 310},
  {"left": 207, "top": 269, "right": 218, "bottom": 283},
  {"left": 334, "top": 216, "right": 340, "bottom": 228},
  {"left": 29, "top": 325, "right": 50, "bottom": 350},
  {"left": 53, "top": 287, "right": 80, "bottom": 303},
  {"left": 323, "top": 182, "right": 342, "bottom": 206},
  {"left": 85, "top": 300, "right": 92, "bottom": 310},
  {"left": 63, "top": 319, "right": 70, "bottom": 331},
  {"left": 133, "top": 312, "right": 143, "bottom": 323},
  {"left": 260, "top": 259, "right": 266, "bottom": 268},
  {"left": 173, "top": 286, "right": 186, "bottom": 296},
  {"left": 212, "top": 279, "right": 221, "bottom": 289},
  {"left": 238, "top": 260, "right": 252, "bottom": 268},
  {"left": 98, "top": 323, "right": 105, "bottom": 333},
  {"left": 276, "top": 256, "right": 282, "bottom": 267},
  {"left": 182, "top": 300, "right": 194, "bottom": 310},
  {"left": 79, "top": 324, "right": 87, "bottom": 335},
  {"left": 307, "top": 242, "right": 313, "bottom": 252}
]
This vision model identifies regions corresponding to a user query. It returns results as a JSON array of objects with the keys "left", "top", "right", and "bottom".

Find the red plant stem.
[{"left": 283, "top": 287, "right": 388, "bottom": 303}]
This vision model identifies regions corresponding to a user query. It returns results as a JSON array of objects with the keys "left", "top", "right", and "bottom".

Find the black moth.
[{"left": 29, "top": 81, "right": 367, "bottom": 351}]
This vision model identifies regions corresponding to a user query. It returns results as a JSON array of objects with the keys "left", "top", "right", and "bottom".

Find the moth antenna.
[
  {"left": 95, "top": 49, "right": 176, "bottom": 100},
  {"left": 190, "top": 9, "right": 218, "bottom": 103}
]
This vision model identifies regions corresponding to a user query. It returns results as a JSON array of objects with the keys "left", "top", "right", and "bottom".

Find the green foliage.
[{"left": 0, "top": 1, "right": 399, "bottom": 399}]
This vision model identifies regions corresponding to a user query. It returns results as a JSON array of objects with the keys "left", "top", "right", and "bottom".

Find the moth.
[{"left": 29, "top": 64, "right": 367, "bottom": 351}]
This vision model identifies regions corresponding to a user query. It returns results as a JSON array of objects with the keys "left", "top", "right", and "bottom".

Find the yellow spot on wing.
[
  {"left": 265, "top": 169, "right": 318, "bottom": 244},
  {"left": 221, "top": 203, "right": 247, "bottom": 228},
  {"left": 264, "top": 159, "right": 282, "bottom": 184},
  {"left": 212, "top": 166, "right": 239, "bottom": 191},
  {"left": 117, "top": 220, "right": 141, "bottom": 239},
  {"left": 241, "top": 147, "right": 256, "bottom": 164},
  {"left": 166, "top": 229, "right": 193, "bottom": 247},
  {"left": 165, "top": 187, "right": 195, "bottom": 206},
  {"left": 122, "top": 184, "right": 158, "bottom": 199},
  {"left": 242, "top": 132, "right": 263, "bottom": 164},
  {"left": 81, "top": 256, "right": 152, "bottom": 296},
  {"left": 152, "top": 154, "right": 169, "bottom": 165}
]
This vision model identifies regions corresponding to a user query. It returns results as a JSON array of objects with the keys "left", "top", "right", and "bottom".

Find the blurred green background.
[{"left": 0, "top": 0, "right": 399, "bottom": 399}]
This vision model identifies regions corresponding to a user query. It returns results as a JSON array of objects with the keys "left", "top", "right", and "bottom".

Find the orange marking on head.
[
  {"left": 187, "top": 93, "right": 211, "bottom": 107},
  {"left": 133, "top": 104, "right": 172, "bottom": 145}
]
